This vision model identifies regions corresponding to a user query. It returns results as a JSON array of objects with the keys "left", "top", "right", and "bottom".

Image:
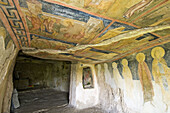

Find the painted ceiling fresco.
[{"left": 0, "top": 0, "right": 169, "bottom": 63}]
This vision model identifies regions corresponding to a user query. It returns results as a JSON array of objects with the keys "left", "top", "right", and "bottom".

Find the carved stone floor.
[{"left": 14, "top": 89, "right": 106, "bottom": 113}]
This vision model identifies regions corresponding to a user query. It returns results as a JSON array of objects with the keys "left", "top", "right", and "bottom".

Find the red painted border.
[
  {"left": 0, "top": 8, "right": 20, "bottom": 49},
  {"left": 132, "top": 0, "right": 169, "bottom": 23},
  {"left": 43, "top": 0, "right": 163, "bottom": 43},
  {"left": 43, "top": 0, "right": 141, "bottom": 28},
  {"left": 89, "top": 20, "right": 115, "bottom": 43},
  {"left": 15, "top": 0, "right": 31, "bottom": 47},
  {"left": 106, "top": 37, "right": 170, "bottom": 63}
]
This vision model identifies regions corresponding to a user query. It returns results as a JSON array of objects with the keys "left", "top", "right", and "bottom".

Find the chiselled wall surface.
[
  {"left": 14, "top": 60, "right": 71, "bottom": 92},
  {"left": 0, "top": 19, "right": 19, "bottom": 113},
  {"left": 95, "top": 42, "right": 170, "bottom": 113}
]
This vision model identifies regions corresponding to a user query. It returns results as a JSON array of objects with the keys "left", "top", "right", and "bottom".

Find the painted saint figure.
[
  {"left": 121, "top": 59, "right": 134, "bottom": 98},
  {"left": 136, "top": 53, "right": 154, "bottom": 103},
  {"left": 151, "top": 47, "right": 170, "bottom": 106},
  {"left": 112, "top": 62, "right": 123, "bottom": 89}
]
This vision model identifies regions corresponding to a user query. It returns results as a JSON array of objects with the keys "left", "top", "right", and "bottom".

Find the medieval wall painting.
[
  {"left": 82, "top": 67, "right": 94, "bottom": 89},
  {"left": 136, "top": 53, "right": 154, "bottom": 103},
  {"left": 104, "top": 63, "right": 116, "bottom": 89},
  {"left": 16, "top": 0, "right": 161, "bottom": 61},
  {"left": 100, "top": 42, "right": 170, "bottom": 110},
  {"left": 121, "top": 59, "right": 134, "bottom": 99},
  {"left": 112, "top": 62, "right": 123, "bottom": 89},
  {"left": 151, "top": 47, "right": 170, "bottom": 107},
  {"left": 19, "top": 0, "right": 112, "bottom": 46}
]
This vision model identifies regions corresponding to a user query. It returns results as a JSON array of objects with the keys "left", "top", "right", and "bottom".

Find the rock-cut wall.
[
  {"left": 0, "top": 25, "right": 19, "bottom": 113},
  {"left": 14, "top": 60, "right": 71, "bottom": 92}
]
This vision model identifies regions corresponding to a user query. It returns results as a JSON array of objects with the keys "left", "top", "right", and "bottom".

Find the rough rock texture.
[
  {"left": 14, "top": 59, "right": 71, "bottom": 92},
  {"left": 96, "top": 64, "right": 136, "bottom": 113},
  {"left": 0, "top": 27, "right": 18, "bottom": 113},
  {"left": 14, "top": 89, "right": 106, "bottom": 113}
]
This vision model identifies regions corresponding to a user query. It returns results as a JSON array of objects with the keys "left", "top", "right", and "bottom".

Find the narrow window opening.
[{"left": 82, "top": 67, "right": 94, "bottom": 89}]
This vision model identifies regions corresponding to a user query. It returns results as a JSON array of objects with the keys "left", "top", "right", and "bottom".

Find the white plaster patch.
[
  {"left": 74, "top": 63, "right": 99, "bottom": 109},
  {"left": 76, "top": 83, "right": 99, "bottom": 109}
]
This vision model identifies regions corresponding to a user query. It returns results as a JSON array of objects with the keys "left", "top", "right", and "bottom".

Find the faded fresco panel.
[
  {"left": 115, "top": 42, "right": 170, "bottom": 81},
  {"left": 111, "top": 42, "right": 170, "bottom": 105},
  {"left": 18, "top": 0, "right": 113, "bottom": 46}
]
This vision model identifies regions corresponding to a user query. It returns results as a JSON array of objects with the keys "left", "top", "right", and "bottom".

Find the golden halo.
[
  {"left": 136, "top": 53, "right": 145, "bottom": 63},
  {"left": 151, "top": 47, "right": 165, "bottom": 58},
  {"left": 121, "top": 59, "right": 128, "bottom": 66},
  {"left": 112, "top": 62, "right": 117, "bottom": 68},
  {"left": 104, "top": 63, "right": 108, "bottom": 68}
]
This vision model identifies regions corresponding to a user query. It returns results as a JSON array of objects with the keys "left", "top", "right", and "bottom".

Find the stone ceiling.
[{"left": 0, "top": 0, "right": 170, "bottom": 63}]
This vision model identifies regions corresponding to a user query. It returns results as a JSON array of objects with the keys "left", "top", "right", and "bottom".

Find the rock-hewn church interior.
[{"left": 0, "top": 0, "right": 169, "bottom": 113}]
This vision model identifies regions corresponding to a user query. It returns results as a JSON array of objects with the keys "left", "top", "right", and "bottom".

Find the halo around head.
[
  {"left": 121, "top": 59, "right": 128, "bottom": 66},
  {"left": 151, "top": 47, "right": 165, "bottom": 58},
  {"left": 104, "top": 63, "right": 108, "bottom": 68},
  {"left": 112, "top": 62, "right": 117, "bottom": 68},
  {"left": 136, "top": 53, "right": 145, "bottom": 62}
]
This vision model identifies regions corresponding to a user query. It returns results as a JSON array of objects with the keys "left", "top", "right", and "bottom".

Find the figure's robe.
[{"left": 138, "top": 62, "right": 154, "bottom": 102}]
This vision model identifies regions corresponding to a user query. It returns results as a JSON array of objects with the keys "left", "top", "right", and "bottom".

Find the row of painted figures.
[{"left": 112, "top": 47, "right": 169, "bottom": 106}]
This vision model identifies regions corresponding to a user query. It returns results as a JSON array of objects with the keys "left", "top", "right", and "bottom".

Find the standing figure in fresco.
[
  {"left": 151, "top": 47, "right": 170, "bottom": 107},
  {"left": 112, "top": 62, "right": 123, "bottom": 89},
  {"left": 136, "top": 53, "right": 154, "bottom": 103},
  {"left": 104, "top": 63, "right": 116, "bottom": 89},
  {"left": 121, "top": 59, "right": 134, "bottom": 98}
]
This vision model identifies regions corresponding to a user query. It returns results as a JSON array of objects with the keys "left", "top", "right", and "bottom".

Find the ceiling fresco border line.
[
  {"left": 89, "top": 20, "right": 116, "bottom": 44},
  {"left": 18, "top": 0, "right": 164, "bottom": 46},
  {"left": 163, "top": 34, "right": 170, "bottom": 38},
  {"left": 42, "top": 0, "right": 163, "bottom": 40},
  {"left": 43, "top": 0, "right": 114, "bottom": 21},
  {"left": 0, "top": 3, "right": 20, "bottom": 48},
  {"left": 30, "top": 34, "right": 77, "bottom": 46},
  {"left": 0, "top": 9, "right": 20, "bottom": 49},
  {"left": 41, "top": 0, "right": 112, "bottom": 25},
  {"left": 105, "top": 36, "right": 170, "bottom": 63},
  {"left": 31, "top": 51, "right": 100, "bottom": 62},
  {"left": 90, "top": 21, "right": 162, "bottom": 44},
  {"left": 14, "top": 0, "right": 31, "bottom": 47},
  {"left": 43, "top": 0, "right": 151, "bottom": 28},
  {"left": 0, "top": 0, "right": 30, "bottom": 48},
  {"left": 123, "top": 36, "right": 169, "bottom": 56},
  {"left": 131, "top": 0, "right": 169, "bottom": 23},
  {"left": 58, "top": 53, "right": 100, "bottom": 61},
  {"left": 90, "top": 48, "right": 119, "bottom": 54}
]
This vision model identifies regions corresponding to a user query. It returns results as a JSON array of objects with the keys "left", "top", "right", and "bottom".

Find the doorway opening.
[{"left": 11, "top": 51, "right": 71, "bottom": 113}]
